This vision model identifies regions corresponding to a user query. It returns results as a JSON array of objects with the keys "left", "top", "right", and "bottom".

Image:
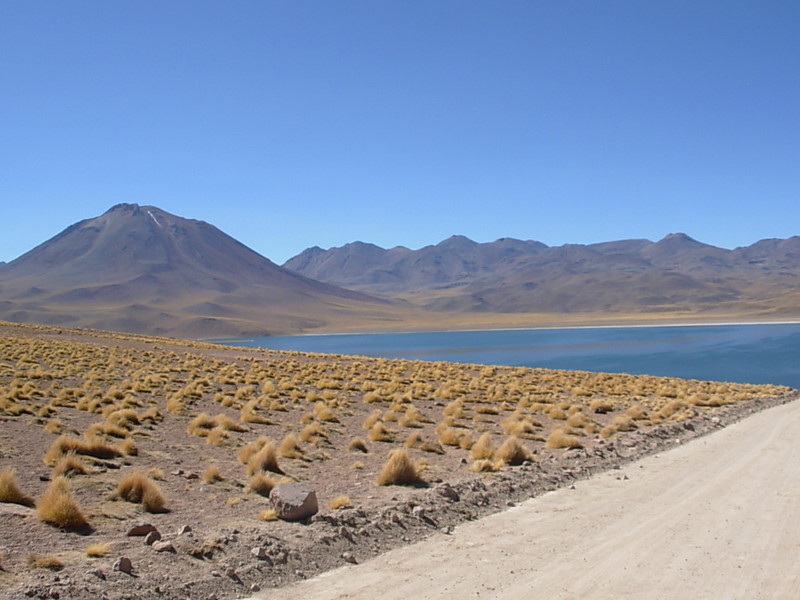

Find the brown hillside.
[{"left": 0, "top": 204, "right": 405, "bottom": 337}]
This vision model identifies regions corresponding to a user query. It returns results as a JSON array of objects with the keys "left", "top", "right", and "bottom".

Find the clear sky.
[{"left": 1, "top": 1, "right": 798, "bottom": 265}]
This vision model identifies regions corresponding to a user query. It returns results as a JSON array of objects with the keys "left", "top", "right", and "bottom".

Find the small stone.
[
  {"left": 251, "top": 547, "right": 268, "bottom": 560},
  {"left": 269, "top": 482, "right": 319, "bottom": 521},
  {"left": 152, "top": 541, "right": 175, "bottom": 553},
  {"left": 210, "top": 570, "right": 222, "bottom": 578},
  {"left": 127, "top": 523, "right": 158, "bottom": 537},
  {"left": 226, "top": 567, "right": 237, "bottom": 578},
  {"left": 184, "top": 472, "right": 199, "bottom": 480},
  {"left": 144, "top": 530, "right": 162, "bottom": 545},
  {"left": 86, "top": 568, "right": 106, "bottom": 580},
  {"left": 178, "top": 525, "right": 192, "bottom": 535},
  {"left": 39, "top": 473, "right": 51, "bottom": 482},
  {"left": 249, "top": 584, "right": 261, "bottom": 592},
  {"left": 341, "top": 552, "right": 357, "bottom": 564},
  {"left": 112, "top": 557, "right": 133, "bottom": 574},
  {"left": 436, "top": 484, "right": 460, "bottom": 502}
]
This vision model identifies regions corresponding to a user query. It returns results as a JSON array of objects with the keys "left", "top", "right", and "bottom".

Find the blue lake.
[{"left": 215, "top": 322, "right": 800, "bottom": 388}]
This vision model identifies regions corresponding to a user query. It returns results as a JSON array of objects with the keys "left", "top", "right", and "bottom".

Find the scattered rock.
[
  {"left": 270, "top": 482, "right": 319, "bottom": 521},
  {"left": 144, "top": 530, "right": 162, "bottom": 545},
  {"left": 184, "top": 472, "right": 199, "bottom": 480},
  {"left": 112, "top": 557, "right": 133, "bottom": 575},
  {"left": 250, "top": 583, "right": 261, "bottom": 592},
  {"left": 86, "top": 568, "right": 106, "bottom": 580},
  {"left": 341, "top": 552, "right": 357, "bottom": 564},
  {"left": 251, "top": 547, "right": 269, "bottom": 560},
  {"left": 152, "top": 541, "right": 176, "bottom": 553},
  {"left": 127, "top": 523, "right": 158, "bottom": 537},
  {"left": 436, "top": 483, "right": 460, "bottom": 502},
  {"left": 178, "top": 525, "right": 193, "bottom": 535}
]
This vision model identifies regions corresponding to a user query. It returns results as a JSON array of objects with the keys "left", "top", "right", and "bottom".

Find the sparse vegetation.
[
  {"left": 0, "top": 320, "right": 794, "bottom": 596},
  {"left": 113, "top": 470, "right": 167, "bottom": 512},
  {"left": 36, "top": 477, "right": 88, "bottom": 529},
  {"left": 376, "top": 448, "right": 423, "bottom": 486},
  {"left": 0, "top": 467, "right": 35, "bottom": 507}
]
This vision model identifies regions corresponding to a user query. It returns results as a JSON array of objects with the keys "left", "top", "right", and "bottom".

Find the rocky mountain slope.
[
  {"left": 285, "top": 233, "right": 800, "bottom": 316},
  {"left": 0, "top": 204, "right": 396, "bottom": 337}
]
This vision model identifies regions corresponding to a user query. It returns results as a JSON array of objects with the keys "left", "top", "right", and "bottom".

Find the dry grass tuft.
[
  {"left": 0, "top": 467, "right": 35, "bottom": 507},
  {"left": 27, "top": 554, "right": 64, "bottom": 571},
  {"left": 113, "top": 470, "right": 167, "bottom": 512},
  {"left": 85, "top": 542, "right": 110, "bottom": 557},
  {"left": 376, "top": 448, "right": 423, "bottom": 486},
  {"left": 546, "top": 427, "right": 583, "bottom": 449},
  {"left": 52, "top": 453, "right": 88, "bottom": 478},
  {"left": 470, "top": 432, "right": 496, "bottom": 460},
  {"left": 202, "top": 465, "right": 224, "bottom": 484},
  {"left": 43, "top": 435, "right": 121, "bottom": 466},
  {"left": 494, "top": 436, "right": 535, "bottom": 466},
  {"left": 367, "top": 421, "right": 394, "bottom": 442},
  {"left": 246, "top": 440, "right": 283, "bottom": 475},
  {"left": 37, "top": 477, "right": 88, "bottom": 529},
  {"left": 247, "top": 473, "right": 278, "bottom": 497},
  {"left": 259, "top": 508, "right": 278, "bottom": 521},
  {"left": 470, "top": 458, "right": 501, "bottom": 473},
  {"left": 329, "top": 495, "right": 352, "bottom": 510},
  {"left": 347, "top": 438, "right": 369, "bottom": 453},
  {"left": 279, "top": 433, "right": 307, "bottom": 460}
]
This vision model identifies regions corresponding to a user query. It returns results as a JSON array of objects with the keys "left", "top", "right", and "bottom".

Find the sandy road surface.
[{"left": 251, "top": 399, "right": 800, "bottom": 600}]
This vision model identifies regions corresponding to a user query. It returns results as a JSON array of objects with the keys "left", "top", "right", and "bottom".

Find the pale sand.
[{"left": 249, "top": 399, "right": 800, "bottom": 600}]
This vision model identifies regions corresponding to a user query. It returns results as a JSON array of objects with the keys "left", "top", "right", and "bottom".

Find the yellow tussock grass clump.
[
  {"left": 313, "top": 402, "right": 340, "bottom": 423},
  {"left": 259, "top": 508, "right": 278, "bottom": 521},
  {"left": 494, "top": 436, "right": 535, "bottom": 466},
  {"left": 27, "top": 554, "right": 64, "bottom": 571},
  {"left": 52, "top": 453, "right": 87, "bottom": 478},
  {"left": 299, "top": 422, "right": 328, "bottom": 445},
  {"left": 362, "top": 410, "right": 382, "bottom": 430},
  {"left": 203, "top": 465, "right": 224, "bottom": 484},
  {"left": 85, "top": 542, "right": 110, "bottom": 557},
  {"left": 376, "top": 448, "right": 423, "bottom": 486},
  {"left": 238, "top": 436, "right": 269, "bottom": 464},
  {"left": 246, "top": 441, "right": 283, "bottom": 475},
  {"left": 0, "top": 467, "right": 35, "bottom": 507},
  {"left": 37, "top": 477, "right": 88, "bottom": 529},
  {"left": 247, "top": 473, "right": 278, "bottom": 497},
  {"left": 470, "top": 459, "right": 501, "bottom": 473},
  {"left": 113, "top": 470, "right": 166, "bottom": 513},
  {"left": 43, "top": 435, "right": 121, "bottom": 466},
  {"left": 470, "top": 432, "right": 496, "bottom": 460},
  {"left": 329, "top": 495, "right": 352, "bottom": 510},
  {"left": 367, "top": 422, "right": 394, "bottom": 442},
  {"left": 279, "top": 434, "right": 307, "bottom": 460},
  {"left": 347, "top": 438, "right": 368, "bottom": 453},
  {"left": 546, "top": 427, "right": 583, "bottom": 449}
]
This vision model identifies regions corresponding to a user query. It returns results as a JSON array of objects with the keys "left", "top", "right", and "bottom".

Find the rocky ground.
[{"left": 0, "top": 321, "right": 795, "bottom": 600}]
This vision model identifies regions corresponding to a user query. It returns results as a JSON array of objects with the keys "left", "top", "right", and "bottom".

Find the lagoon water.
[{"left": 217, "top": 322, "right": 800, "bottom": 388}]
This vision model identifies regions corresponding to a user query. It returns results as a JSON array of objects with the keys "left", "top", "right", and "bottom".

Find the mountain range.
[
  {"left": 1, "top": 204, "right": 798, "bottom": 338},
  {"left": 284, "top": 233, "right": 800, "bottom": 316}
]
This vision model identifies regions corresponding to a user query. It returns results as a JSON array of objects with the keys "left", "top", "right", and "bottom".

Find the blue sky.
[{"left": 1, "top": 1, "right": 798, "bottom": 265}]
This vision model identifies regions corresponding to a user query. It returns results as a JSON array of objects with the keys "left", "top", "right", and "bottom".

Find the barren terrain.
[
  {"left": 255, "top": 397, "right": 800, "bottom": 600},
  {"left": 0, "top": 321, "right": 795, "bottom": 600}
]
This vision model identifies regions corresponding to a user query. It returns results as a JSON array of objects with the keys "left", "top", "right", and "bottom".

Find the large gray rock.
[{"left": 269, "top": 482, "right": 318, "bottom": 521}]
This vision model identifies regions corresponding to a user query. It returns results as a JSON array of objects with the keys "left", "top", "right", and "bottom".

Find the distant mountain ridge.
[
  {"left": 284, "top": 233, "right": 800, "bottom": 316},
  {"left": 0, "top": 204, "right": 393, "bottom": 337}
]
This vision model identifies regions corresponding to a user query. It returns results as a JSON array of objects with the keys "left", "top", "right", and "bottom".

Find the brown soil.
[{"left": 0, "top": 321, "right": 795, "bottom": 600}]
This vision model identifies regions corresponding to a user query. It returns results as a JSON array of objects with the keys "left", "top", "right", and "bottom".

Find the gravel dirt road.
[{"left": 251, "top": 398, "right": 800, "bottom": 600}]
